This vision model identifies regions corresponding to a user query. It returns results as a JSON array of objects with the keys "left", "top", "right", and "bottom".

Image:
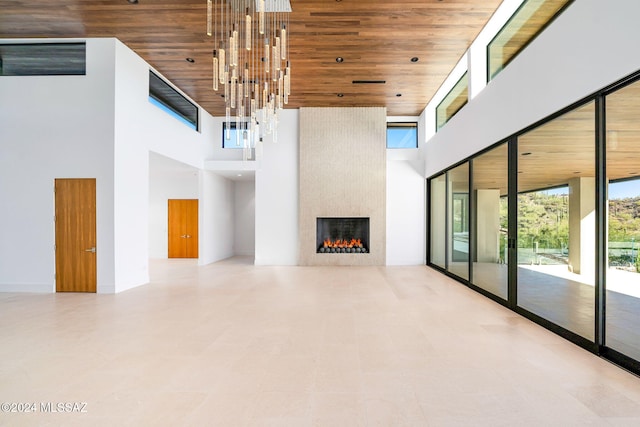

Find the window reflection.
[
  {"left": 487, "top": 0, "right": 571, "bottom": 81},
  {"left": 436, "top": 73, "right": 468, "bottom": 131},
  {"left": 472, "top": 143, "right": 508, "bottom": 299},
  {"left": 517, "top": 101, "right": 595, "bottom": 340},
  {"left": 448, "top": 163, "right": 469, "bottom": 280},
  {"left": 430, "top": 174, "right": 447, "bottom": 269},
  {"left": 606, "top": 79, "right": 640, "bottom": 360}
]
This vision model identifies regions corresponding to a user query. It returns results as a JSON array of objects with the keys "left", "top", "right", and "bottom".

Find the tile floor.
[{"left": 2, "top": 257, "right": 640, "bottom": 426}]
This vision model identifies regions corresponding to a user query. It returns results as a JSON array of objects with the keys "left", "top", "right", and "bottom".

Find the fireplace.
[{"left": 316, "top": 217, "right": 370, "bottom": 253}]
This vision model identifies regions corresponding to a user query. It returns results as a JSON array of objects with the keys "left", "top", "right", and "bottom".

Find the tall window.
[
  {"left": 430, "top": 174, "right": 447, "bottom": 269},
  {"left": 605, "top": 78, "right": 640, "bottom": 362},
  {"left": 472, "top": 143, "right": 509, "bottom": 300},
  {"left": 516, "top": 101, "right": 595, "bottom": 340},
  {"left": 487, "top": 0, "right": 572, "bottom": 81},
  {"left": 427, "top": 69, "right": 640, "bottom": 375},
  {"left": 447, "top": 163, "right": 470, "bottom": 280}
]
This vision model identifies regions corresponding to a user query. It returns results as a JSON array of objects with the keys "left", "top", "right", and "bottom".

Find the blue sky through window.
[
  {"left": 148, "top": 96, "right": 197, "bottom": 130},
  {"left": 387, "top": 125, "right": 417, "bottom": 149}
]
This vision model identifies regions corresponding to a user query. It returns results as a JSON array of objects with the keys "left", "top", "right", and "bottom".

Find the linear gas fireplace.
[{"left": 316, "top": 217, "right": 370, "bottom": 253}]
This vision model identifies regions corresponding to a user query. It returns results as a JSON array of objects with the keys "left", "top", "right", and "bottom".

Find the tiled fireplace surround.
[{"left": 299, "top": 107, "right": 386, "bottom": 266}]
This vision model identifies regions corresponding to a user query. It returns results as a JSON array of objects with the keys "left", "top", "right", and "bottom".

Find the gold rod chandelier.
[{"left": 207, "top": 0, "right": 291, "bottom": 157}]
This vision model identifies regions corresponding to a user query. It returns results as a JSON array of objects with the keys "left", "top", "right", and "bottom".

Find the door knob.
[{"left": 84, "top": 247, "right": 96, "bottom": 253}]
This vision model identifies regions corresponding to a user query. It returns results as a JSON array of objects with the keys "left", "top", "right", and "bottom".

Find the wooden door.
[
  {"left": 55, "top": 178, "right": 97, "bottom": 292},
  {"left": 168, "top": 199, "right": 199, "bottom": 258}
]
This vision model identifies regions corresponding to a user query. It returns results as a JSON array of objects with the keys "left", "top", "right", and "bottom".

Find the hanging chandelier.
[{"left": 207, "top": 0, "right": 291, "bottom": 157}]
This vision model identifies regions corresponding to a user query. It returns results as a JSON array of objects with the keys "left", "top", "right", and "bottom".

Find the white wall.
[
  {"left": 0, "top": 37, "right": 242, "bottom": 293},
  {"left": 386, "top": 160, "right": 426, "bottom": 265},
  {"left": 0, "top": 38, "right": 117, "bottom": 293},
  {"left": 112, "top": 40, "right": 216, "bottom": 292},
  {"left": 425, "top": 0, "right": 640, "bottom": 177},
  {"left": 255, "top": 109, "right": 299, "bottom": 265},
  {"left": 385, "top": 115, "right": 426, "bottom": 265},
  {"left": 199, "top": 171, "right": 235, "bottom": 265},
  {"left": 148, "top": 153, "right": 200, "bottom": 258},
  {"left": 234, "top": 181, "right": 256, "bottom": 257}
]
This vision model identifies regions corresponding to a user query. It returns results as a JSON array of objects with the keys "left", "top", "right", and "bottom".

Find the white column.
[
  {"left": 568, "top": 177, "right": 595, "bottom": 276},
  {"left": 476, "top": 189, "right": 501, "bottom": 262}
]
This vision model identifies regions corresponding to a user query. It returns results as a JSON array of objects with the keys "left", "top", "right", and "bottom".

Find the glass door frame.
[{"left": 426, "top": 70, "right": 640, "bottom": 376}]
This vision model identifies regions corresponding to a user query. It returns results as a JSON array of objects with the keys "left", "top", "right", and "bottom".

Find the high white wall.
[
  {"left": 386, "top": 116, "right": 426, "bottom": 266},
  {"left": 199, "top": 171, "right": 235, "bottom": 265},
  {"left": 386, "top": 160, "right": 426, "bottom": 265},
  {"left": 0, "top": 38, "right": 117, "bottom": 293},
  {"left": 112, "top": 40, "right": 216, "bottom": 292},
  {"left": 255, "top": 109, "right": 299, "bottom": 265},
  {"left": 0, "top": 34, "right": 434, "bottom": 286},
  {"left": 0, "top": 38, "right": 242, "bottom": 293},
  {"left": 234, "top": 181, "right": 256, "bottom": 257},
  {"left": 425, "top": 0, "right": 640, "bottom": 177}
]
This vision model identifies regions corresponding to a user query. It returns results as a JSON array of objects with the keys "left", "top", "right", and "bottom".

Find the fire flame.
[{"left": 323, "top": 238, "right": 363, "bottom": 249}]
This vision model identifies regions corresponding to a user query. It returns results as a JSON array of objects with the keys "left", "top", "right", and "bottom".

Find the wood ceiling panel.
[
  {"left": 0, "top": 0, "right": 502, "bottom": 117},
  {"left": 472, "top": 89, "right": 640, "bottom": 196}
]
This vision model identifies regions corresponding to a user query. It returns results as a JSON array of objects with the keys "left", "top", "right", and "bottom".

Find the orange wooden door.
[
  {"left": 168, "top": 199, "right": 199, "bottom": 258},
  {"left": 55, "top": 178, "right": 97, "bottom": 292}
]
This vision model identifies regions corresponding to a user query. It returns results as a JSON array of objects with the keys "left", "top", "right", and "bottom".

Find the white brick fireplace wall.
[{"left": 299, "top": 107, "right": 386, "bottom": 266}]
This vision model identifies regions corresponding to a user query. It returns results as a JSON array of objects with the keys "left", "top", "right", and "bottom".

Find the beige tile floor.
[{"left": 2, "top": 257, "right": 640, "bottom": 426}]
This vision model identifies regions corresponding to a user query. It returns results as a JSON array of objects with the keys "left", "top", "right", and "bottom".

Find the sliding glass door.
[
  {"left": 605, "top": 79, "right": 640, "bottom": 361},
  {"left": 447, "top": 163, "right": 469, "bottom": 280},
  {"left": 427, "top": 71, "right": 640, "bottom": 374},
  {"left": 516, "top": 101, "right": 595, "bottom": 341},
  {"left": 471, "top": 143, "right": 508, "bottom": 299},
  {"left": 430, "top": 174, "right": 447, "bottom": 269}
]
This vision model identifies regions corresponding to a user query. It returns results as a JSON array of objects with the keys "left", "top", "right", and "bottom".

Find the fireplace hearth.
[{"left": 316, "top": 217, "right": 370, "bottom": 254}]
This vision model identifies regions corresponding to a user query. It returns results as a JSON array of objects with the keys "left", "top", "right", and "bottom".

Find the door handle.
[
  {"left": 180, "top": 235, "right": 187, "bottom": 238},
  {"left": 84, "top": 247, "right": 96, "bottom": 253},
  {"left": 186, "top": 234, "right": 191, "bottom": 238}
]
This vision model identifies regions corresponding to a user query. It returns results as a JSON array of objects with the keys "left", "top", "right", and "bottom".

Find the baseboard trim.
[{"left": 0, "top": 283, "right": 54, "bottom": 293}]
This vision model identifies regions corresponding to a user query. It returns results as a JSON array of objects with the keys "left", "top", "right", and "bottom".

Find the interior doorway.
[
  {"left": 168, "top": 199, "right": 199, "bottom": 258},
  {"left": 55, "top": 178, "right": 97, "bottom": 292}
]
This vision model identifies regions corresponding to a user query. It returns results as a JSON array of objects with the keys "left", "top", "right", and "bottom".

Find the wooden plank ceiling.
[
  {"left": 0, "top": 0, "right": 503, "bottom": 117},
  {"left": 467, "top": 81, "right": 640, "bottom": 195}
]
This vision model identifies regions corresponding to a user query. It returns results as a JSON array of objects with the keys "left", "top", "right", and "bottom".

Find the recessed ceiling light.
[
  {"left": 237, "top": 174, "right": 242, "bottom": 177},
  {"left": 410, "top": 57, "right": 419, "bottom": 63},
  {"left": 521, "top": 152, "right": 532, "bottom": 156},
  {"left": 337, "top": 93, "right": 344, "bottom": 97},
  {"left": 186, "top": 57, "right": 195, "bottom": 63},
  {"left": 336, "top": 57, "right": 344, "bottom": 63}
]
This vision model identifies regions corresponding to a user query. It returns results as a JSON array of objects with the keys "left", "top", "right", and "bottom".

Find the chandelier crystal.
[{"left": 207, "top": 0, "right": 292, "bottom": 158}]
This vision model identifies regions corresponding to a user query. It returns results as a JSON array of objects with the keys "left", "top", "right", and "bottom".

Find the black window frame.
[
  {"left": 148, "top": 70, "right": 199, "bottom": 131},
  {"left": 0, "top": 42, "right": 86, "bottom": 76},
  {"left": 386, "top": 122, "right": 418, "bottom": 149}
]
